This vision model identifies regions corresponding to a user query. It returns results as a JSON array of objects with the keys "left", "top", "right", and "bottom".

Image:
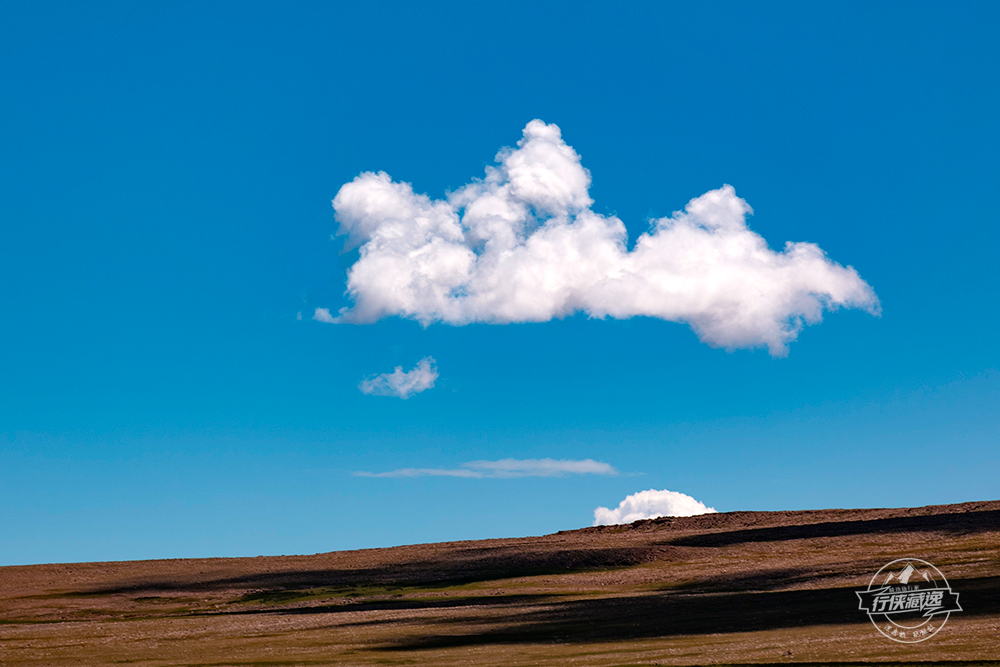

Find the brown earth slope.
[{"left": 1, "top": 501, "right": 999, "bottom": 666}]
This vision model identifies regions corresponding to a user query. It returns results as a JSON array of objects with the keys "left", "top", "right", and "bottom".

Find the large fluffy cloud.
[
  {"left": 358, "top": 357, "right": 438, "bottom": 399},
  {"left": 593, "top": 489, "right": 717, "bottom": 526},
  {"left": 322, "top": 120, "right": 880, "bottom": 355}
]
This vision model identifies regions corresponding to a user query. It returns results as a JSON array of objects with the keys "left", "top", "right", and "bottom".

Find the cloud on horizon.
[
  {"left": 593, "top": 488, "right": 717, "bottom": 525},
  {"left": 359, "top": 357, "right": 438, "bottom": 399},
  {"left": 318, "top": 120, "right": 879, "bottom": 356},
  {"left": 356, "top": 457, "right": 617, "bottom": 478}
]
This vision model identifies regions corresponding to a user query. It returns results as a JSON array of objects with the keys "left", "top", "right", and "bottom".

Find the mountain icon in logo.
[{"left": 881, "top": 562, "right": 936, "bottom": 586}]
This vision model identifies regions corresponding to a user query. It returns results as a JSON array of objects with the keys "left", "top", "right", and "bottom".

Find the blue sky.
[{"left": 2, "top": 1, "right": 998, "bottom": 566}]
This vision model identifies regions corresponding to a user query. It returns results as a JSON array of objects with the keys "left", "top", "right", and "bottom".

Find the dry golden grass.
[{"left": 2, "top": 501, "right": 998, "bottom": 666}]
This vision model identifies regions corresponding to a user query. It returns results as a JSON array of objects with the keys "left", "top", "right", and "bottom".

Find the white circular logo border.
[{"left": 862, "top": 558, "right": 955, "bottom": 644}]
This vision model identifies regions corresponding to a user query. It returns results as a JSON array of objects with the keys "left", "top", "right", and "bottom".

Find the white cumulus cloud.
[
  {"left": 359, "top": 357, "right": 438, "bottom": 399},
  {"left": 593, "top": 488, "right": 717, "bottom": 526},
  {"left": 356, "top": 457, "right": 617, "bottom": 478},
  {"left": 321, "top": 120, "right": 879, "bottom": 355}
]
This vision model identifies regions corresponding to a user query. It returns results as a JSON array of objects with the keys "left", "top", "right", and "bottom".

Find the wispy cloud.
[
  {"left": 593, "top": 488, "right": 717, "bottom": 526},
  {"left": 318, "top": 119, "right": 879, "bottom": 356},
  {"left": 359, "top": 357, "right": 438, "bottom": 399},
  {"left": 356, "top": 457, "right": 617, "bottom": 478},
  {"left": 354, "top": 467, "right": 481, "bottom": 478}
]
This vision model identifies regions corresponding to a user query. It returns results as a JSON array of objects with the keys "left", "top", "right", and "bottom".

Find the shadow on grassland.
[
  {"left": 216, "top": 593, "right": 558, "bottom": 618},
  {"left": 665, "top": 510, "right": 1000, "bottom": 548},
  {"left": 78, "top": 546, "right": 664, "bottom": 597},
  {"left": 379, "top": 576, "right": 1000, "bottom": 650}
]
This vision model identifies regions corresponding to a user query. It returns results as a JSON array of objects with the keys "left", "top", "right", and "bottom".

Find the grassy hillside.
[{"left": 2, "top": 501, "right": 998, "bottom": 666}]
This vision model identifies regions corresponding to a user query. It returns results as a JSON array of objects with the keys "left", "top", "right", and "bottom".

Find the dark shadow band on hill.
[
  {"left": 199, "top": 593, "right": 560, "bottom": 618},
  {"left": 374, "top": 576, "right": 1000, "bottom": 651},
  {"left": 72, "top": 509, "right": 1000, "bottom": 599},
  {"left": 75, "top": 546, "right": 668, "bottom": 597},
  {"left": 663, "top": 510, "right": 1000, "bottom": 548}
]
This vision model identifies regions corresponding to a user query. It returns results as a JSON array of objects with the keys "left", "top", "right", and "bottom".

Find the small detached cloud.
[
  {"left": 359, "top": 357, "right": 438, "bottom": 399},
  {"left": 356, "top": 457, "right": 617, "bottom": 478},
  {"left": 313, "top": 308, "right": 336, "bottom": 323},
  {"left": 593, "top": 488, "right": 717, "bottom": 526}
]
